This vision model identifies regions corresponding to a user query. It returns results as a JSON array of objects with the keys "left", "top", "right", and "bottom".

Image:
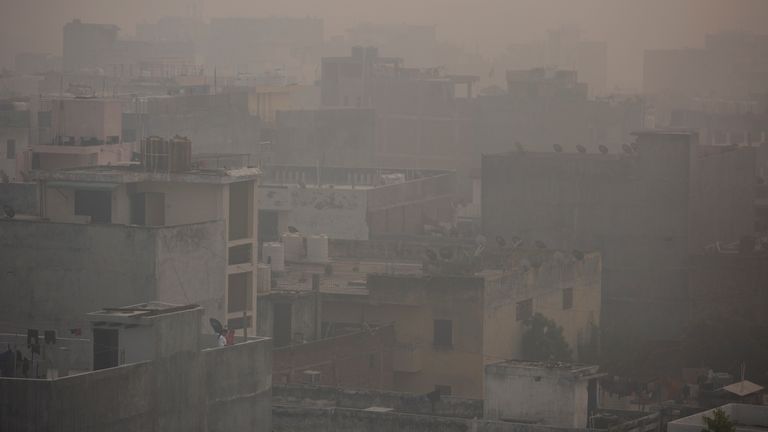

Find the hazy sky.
[{"left": 2, "top": 0, "right": 767, "bottom": 89}]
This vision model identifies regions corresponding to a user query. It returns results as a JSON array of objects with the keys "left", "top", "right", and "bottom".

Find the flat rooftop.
[
  {"left": 487, "top": 360, "right": 602, "bottom": 378},
  {"left": 87, "top": 302, "right": 201, "bottom": 323},
  {"left": 32, "top": 164, "right": 261, "bottom": 184},
  {"left": 668, "top": 404, "right": 768, "bottom": 432},
  {"left": 272, "top": 260, "right": 423, "bottom": 296}
]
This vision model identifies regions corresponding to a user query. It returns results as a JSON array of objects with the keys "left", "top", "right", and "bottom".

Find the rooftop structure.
[
  {"left": 258, "top": 165, "right": 456, "bottom": 241},
  {"left": 484, "top": 360, "right": 603, "bottom": 427},
  {"left": 667, "top": 404, "right": 768, "bottom": 432},
  {"left": 0, "top": 302, "right": 272, "bottom": 431}
]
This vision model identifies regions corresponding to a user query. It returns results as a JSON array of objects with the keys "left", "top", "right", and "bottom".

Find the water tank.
[
  {"left": 306, "top": 234, "right": 329, "bottom": 263},
  {"left": 282, "top": 233, "right": 304, "bottom": 261},
  {"left": 262, "top": 242, "right": 285, "bottom": 272}
]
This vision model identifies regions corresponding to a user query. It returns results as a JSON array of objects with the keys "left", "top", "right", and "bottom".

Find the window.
[
  {"left": 6, "top": 139, "right": 15, "bottom": 159},
  {"left": 516, "top": 299, "right": 533, "bottom": 321},
  {"left": 562, "top": 288, "right": 574, "bottom": 310},
  {"left": 433, "top": 319, "right": 453, "bottom": 347}
]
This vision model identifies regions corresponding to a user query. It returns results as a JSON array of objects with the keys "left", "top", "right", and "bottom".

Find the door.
[
  {"left": 273, "top": 303, "right": 292, "bottom": 348},
  {"left": 93, "top": 328, "right": 119, "bottom": 370}
]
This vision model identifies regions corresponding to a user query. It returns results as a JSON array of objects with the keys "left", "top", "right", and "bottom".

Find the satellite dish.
[
  {"left": 209, "top": 318, "right": 224, "bottom": 334},
  {"left": 598, "top": 145, "right": 609, "bottom": 154},
  {"left": 2, "top": 205, "right": 14, "bottom": 219},
  {"left": 287, "top": 226, "right": 299, "bottom": 234},
  {"left": 515, "top": 141, "right": 525, "bottom": 153},
  {"left": 496, "top": 235, "right": 507, "bottom": 248},
  {"left": 510, "top": 235, "right": 523, "bottom": 249},
  {"left": 622, "top": 144, "right": 633, "bottom": 154},
  {"left": 553, "top": 144, "right": 563, "bottom": 153},
  {"left": 572, "top": 249, "right": 585, "bottom": 260},
  {"left": 534, "top": 240, "right": 547, "bottom": 249},
  {"left": 576, "top": 144, "right": 587, "bottom": 154}
]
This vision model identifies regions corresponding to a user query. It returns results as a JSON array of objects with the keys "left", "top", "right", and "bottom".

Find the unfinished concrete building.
[{"left": 482, "top": 130, "right": 755, "bottom": 340}]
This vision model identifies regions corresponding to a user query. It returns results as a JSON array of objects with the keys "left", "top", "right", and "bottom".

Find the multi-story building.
[
  {"left": 482, "top": 130, "right": 755, "bottom": 340},
  {"left": 0, "top": 138, "right": 261, "bottom": 335}
]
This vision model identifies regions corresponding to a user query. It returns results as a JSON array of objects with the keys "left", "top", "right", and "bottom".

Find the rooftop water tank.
[
  {"left": 262, "top": 242, "right": 285, "bottom": 272},
  {"left": 307, "top": 234, "right": 329, "bottom": 263},
  {"left": 282, "top": 233, "right": 304, "bottom": 262}
]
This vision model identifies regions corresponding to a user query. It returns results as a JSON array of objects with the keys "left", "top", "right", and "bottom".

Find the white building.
[{"left": 484, "top": 360, "right": 602, "bottom": 428}]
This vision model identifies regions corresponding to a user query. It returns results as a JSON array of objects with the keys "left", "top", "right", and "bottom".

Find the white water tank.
[
  {"left": 262, "top": 242, "right": 285, "bottom": 272},
  {"left": 282, "top": 233, "right": 304, "bottom": 261},
  {"left": 306, "top": 234, "right": 329, "bottom": 263}
]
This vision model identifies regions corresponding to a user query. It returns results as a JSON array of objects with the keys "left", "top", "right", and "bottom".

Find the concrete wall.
[
  {"left": 257, "top": 292, "right": 318, "bottom": 345},
  {"left": 273, "top": 325, "right": 395, "bottom": 390},
  {"left": 482, "top": 250, "right": 602, "bottom": 363},
  {"left": 0, "top": 182, "right": 37, "bottom": 214},
  {"left": 481, "top": 132, "right": 710, "bottom": 339},
  {"left": 48, "top": 99, "right": 122, "bottom": 143},
  {"left": 367, "top": 172, "right": 456, "bottom": 237},
  {"left": 273, "top": 405, "right": 597, "bottom": 432},
  {"left": 484, "top": 364, "right": 591, "bottom": 428},
  {"left": 204, "top": 339, "right": 273, "bottom": 432},
  {"left": 323, "top": 274, "right": 486, "bottom": 398},
  {"left": 688, "top": 253, "right": 768, "bottom": 326},
  {"left": 260, "top": 185, "right": 369, "bottom": 240},
  {"left": 0, "top": 219, "right": 227, "bottom": 333},
  {"left": 275, "top": 108, "right": 376, "bottom": 168},
  {"left": 689, "top": 146, "right": 755, "bottom": 249},
  {"left": 273, "top": 384, "right": 483, "bottom": 418},
  {"left": 0, "top": 338, "right": 272, "bottom": 432}
]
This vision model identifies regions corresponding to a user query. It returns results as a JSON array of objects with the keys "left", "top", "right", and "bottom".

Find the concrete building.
[
  {"left": 644, "top": 31, "right": 768, "bottom": 121},
  {"left": 206, "top": 17, "right": 324, "bottom": 78},
  {"left": 472, "top": 68, "right": 644, "bottom": 157},
  {"left": 0, "top": 302, "right": 272, "bottom": 431},
  {"left": 274, "top": 108, "right": 376, "bottom": 168},
  {"left": 62, "top": 19, "right": 119, "bottom": 72},
  {"left": 300, "top": 246, "right": 603, "bottom": 398},
  {"left": 23, "top": 97, "right": 134, "bottom": 175},
  {"left": 0, "top": 100, "right": 30, "bottom": 181},
  {"left": 258, "top": 165, "right": 457, "bottom": 241},
  {"left": 501, "top": 26, "right": 608, "bottom": 96},
  {"left": 688, "top": 242, "right": 768, "bottom": 327},
  {"left": 320, "top": 47, "right": 477, "bottom": 176},
  {"left": 0, "top": 142, "right": 261, "bottom": 334},
  {"left": 667, "top": 404, "right": 768, "bottom": 432},
  {"left": 484, "top": 360, "right": 601, "bottom": 427},
  {"left": 123, "top": 92, "right": 263, "bottom": 157},
  {"left": 482, "top": 130, "right": 755, "bottom": 340}
]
